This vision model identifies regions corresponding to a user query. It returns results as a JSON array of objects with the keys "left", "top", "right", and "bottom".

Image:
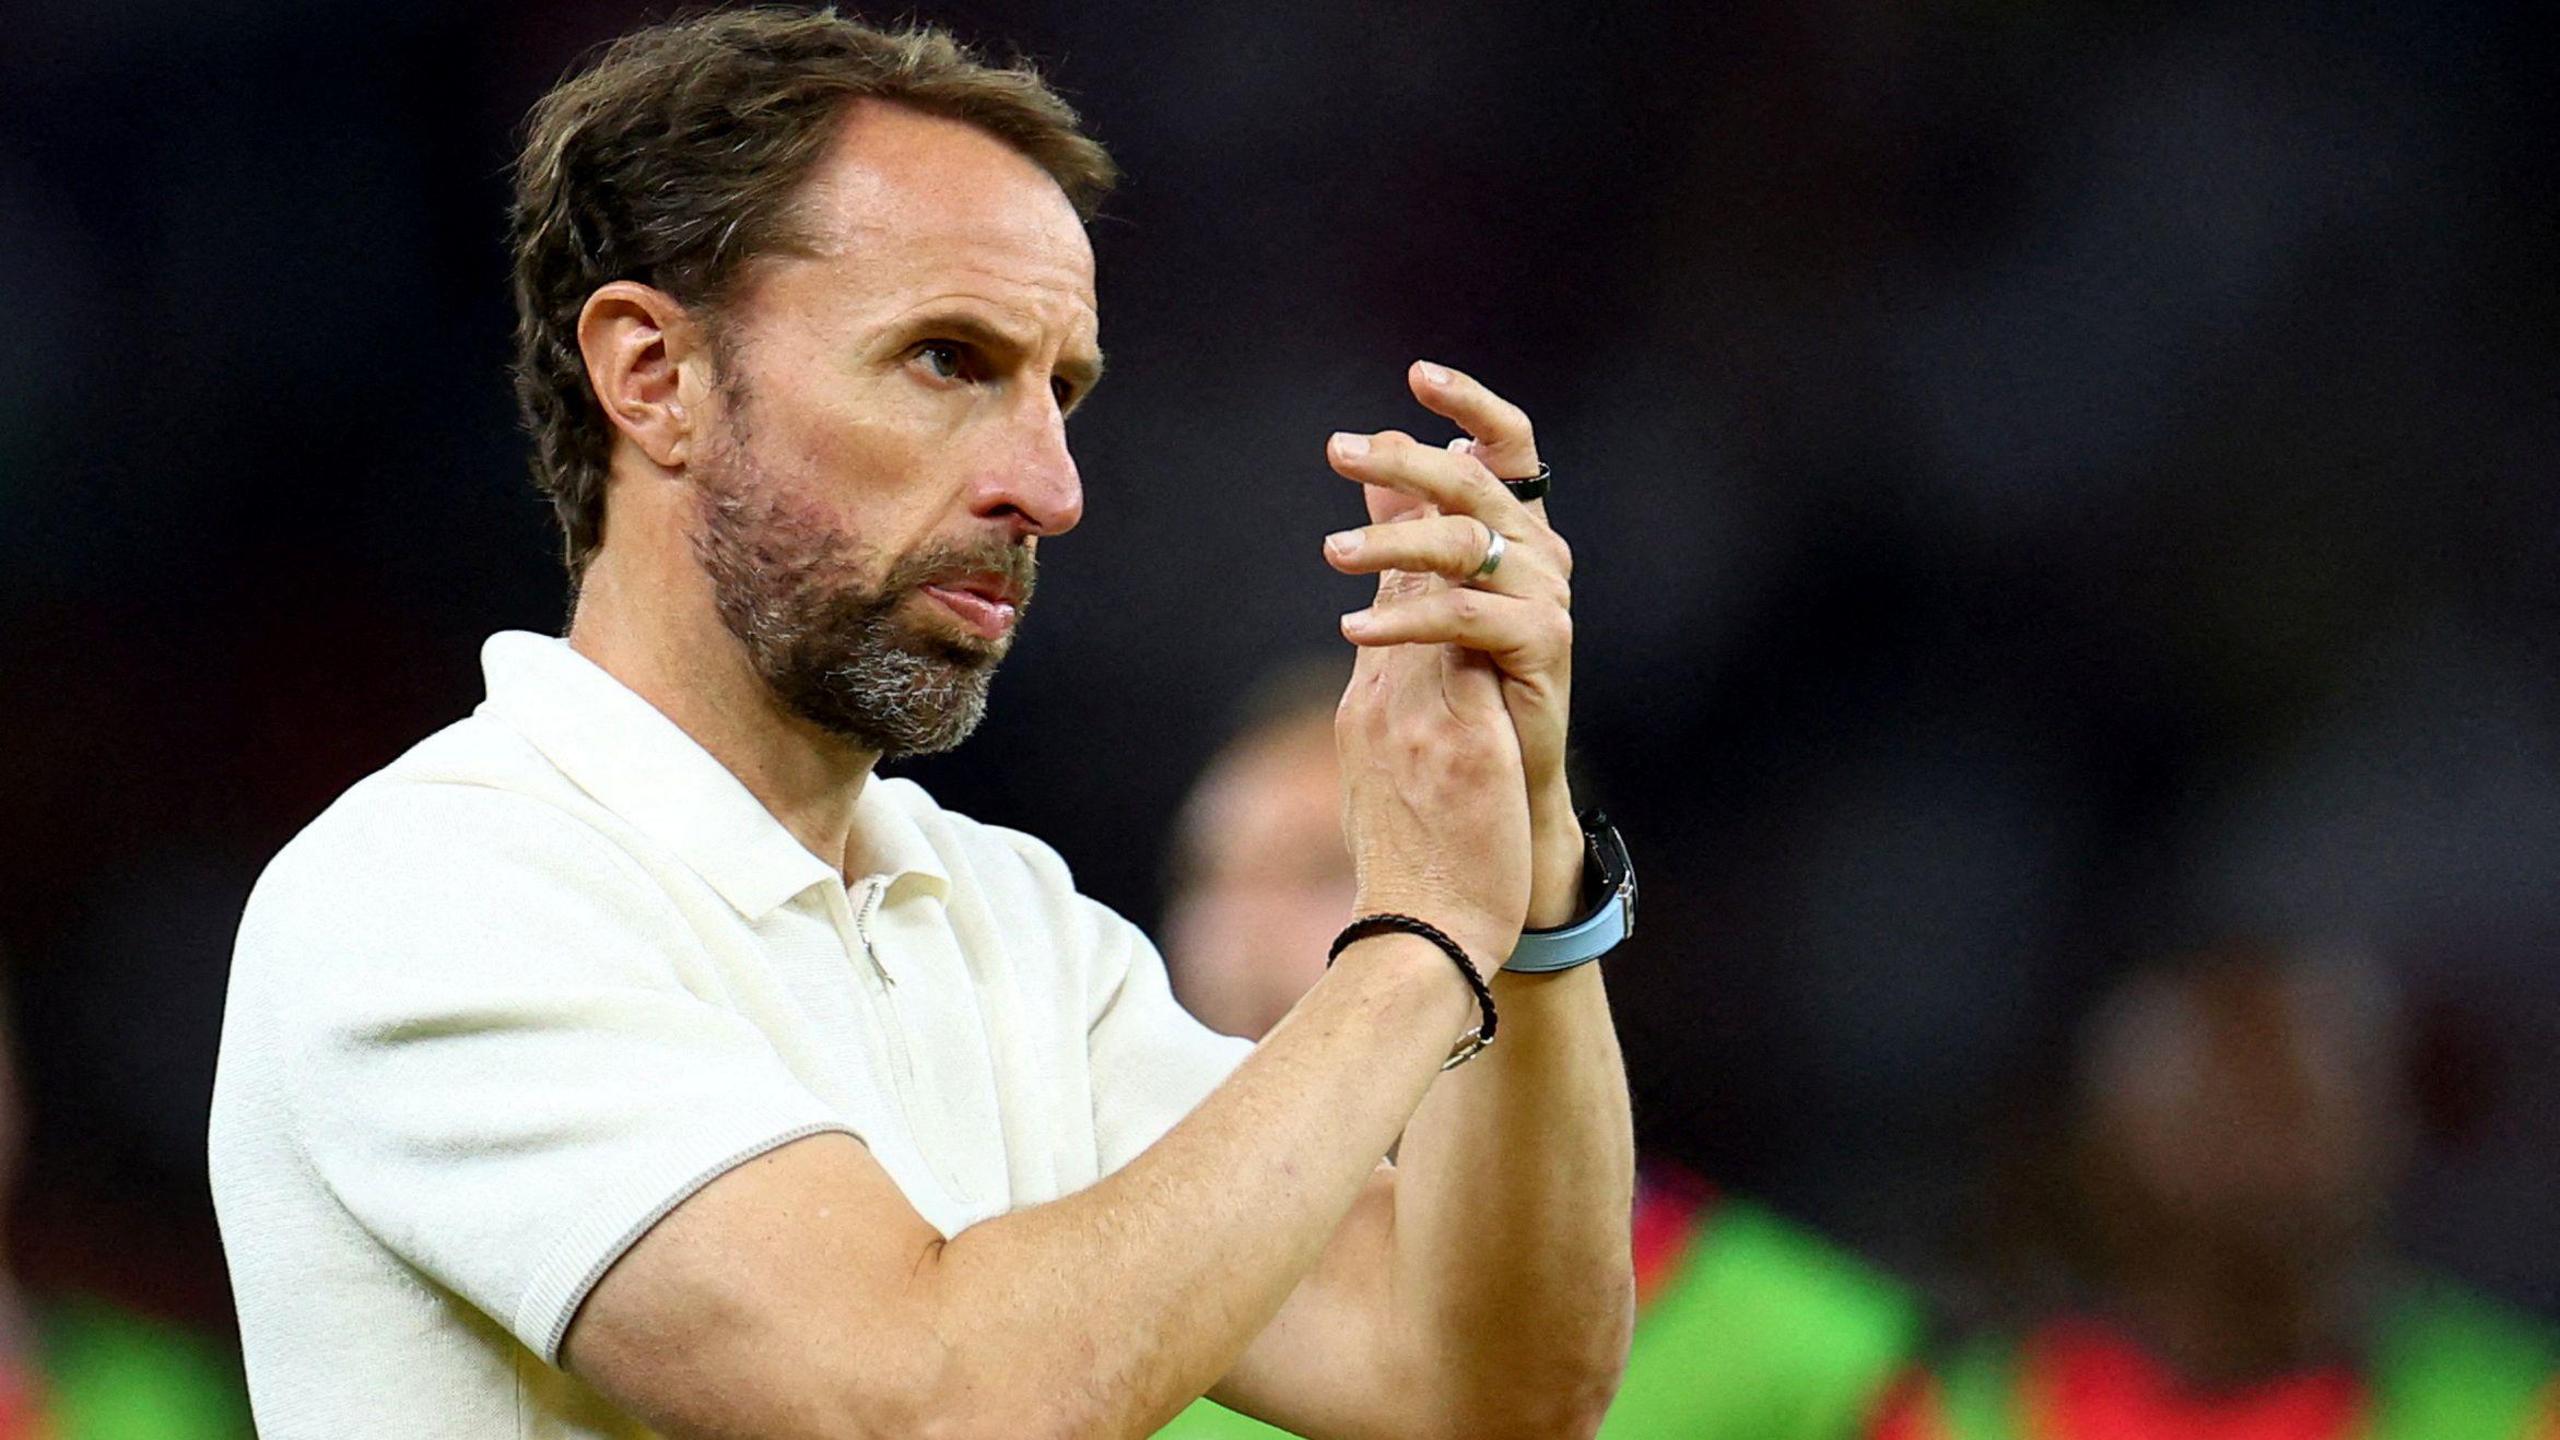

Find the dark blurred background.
[{"left": 1, "top": 0, "right": 2555, "bottom": 1410}]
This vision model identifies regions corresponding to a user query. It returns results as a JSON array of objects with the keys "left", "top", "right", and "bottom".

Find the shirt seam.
[{"left": 526, "top": 1117, "right": 859, "bottom": 1366}]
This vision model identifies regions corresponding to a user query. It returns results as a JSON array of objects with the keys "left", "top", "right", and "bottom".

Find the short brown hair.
[{"left": 508, "top": 7, "right": 1117, "bottom": 585}]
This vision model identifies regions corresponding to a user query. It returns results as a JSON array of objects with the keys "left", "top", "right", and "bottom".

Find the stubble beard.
[{"left": 688, "top": 432, "right": 1036, "bottom": 761}]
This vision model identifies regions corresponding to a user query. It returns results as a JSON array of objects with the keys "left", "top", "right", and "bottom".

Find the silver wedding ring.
[{"left": 1472, "top": 523, "right": 1507, "bottom": 579}]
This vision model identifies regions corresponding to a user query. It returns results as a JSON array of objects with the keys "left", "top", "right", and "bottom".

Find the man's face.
[
  {"left": 2080, "top": 957, "right": 2409, "bottom": 1264},
  {"left": 1162, "top": 713, "right": 1355, "bottom": 1039},
  {"left": 688, "top": 101, "right": 1100, "bottom": 757}
]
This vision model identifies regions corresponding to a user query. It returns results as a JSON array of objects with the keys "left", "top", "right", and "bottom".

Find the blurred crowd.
[
  {"left": 1151, "top": 682, "right": 2559, "bottom": 1437},
  {"left": 1, "top": 0, "right": 2554, "bottom": 1431}
]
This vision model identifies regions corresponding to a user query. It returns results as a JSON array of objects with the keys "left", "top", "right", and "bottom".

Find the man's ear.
[{"left": 577, "top": 280, "right": 707, "bottom": 472}]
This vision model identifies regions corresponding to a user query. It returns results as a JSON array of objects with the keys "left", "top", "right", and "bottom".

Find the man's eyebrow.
[
  {"left": 1054, "top": 340, "right": 1105, "bottom": 397},
  {"left": 904, "top": 309, "right": 1104, "bottom": 396},
  {"left": 1062, "top": 346, "right": 1105, "bottom": 397}
]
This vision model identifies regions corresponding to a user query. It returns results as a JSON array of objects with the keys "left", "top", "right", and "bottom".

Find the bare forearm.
[
  {"left": 917, "top": 935, "right": 1471, "bottom": 1437},
  {"left": 1390, "top": 824, "right": 1637, "bottom": 1433}
]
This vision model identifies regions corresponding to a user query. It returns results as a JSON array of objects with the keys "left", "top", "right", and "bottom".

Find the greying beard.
[{"left": 690, "top": 473, "right": 1031, "bottom": 760}]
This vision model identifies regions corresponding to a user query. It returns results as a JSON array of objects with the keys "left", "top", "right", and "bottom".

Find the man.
[
  {"left": 1157, "top": 663, "right": 1357, "bottom": 1044},
  {"left": 1151, "top": 689, "right": 2560, "bottom": 1440},
  {"left": 208, "top": 11, "right": 1635, "bottom": 1439},
  {"left": 1872, "top": 946, "right": 2560, "bottom": 1440}
]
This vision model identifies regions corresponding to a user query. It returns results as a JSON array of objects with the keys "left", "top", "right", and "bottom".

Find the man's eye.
[
  {"left": 916, "top": 343, "right": 967, "bottom": 380},
  {"left": 1051, "top": 377, "right": 1076, "bottom": 409}
]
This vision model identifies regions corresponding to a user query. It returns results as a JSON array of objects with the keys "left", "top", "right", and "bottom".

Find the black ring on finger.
[{"left": 1499, "top": 462, "right": 1551, "bottom": 502}]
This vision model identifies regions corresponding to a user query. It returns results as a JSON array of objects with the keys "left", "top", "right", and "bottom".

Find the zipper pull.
[{"left": 852, "top": 876, "right": 896, "bottom": 986}]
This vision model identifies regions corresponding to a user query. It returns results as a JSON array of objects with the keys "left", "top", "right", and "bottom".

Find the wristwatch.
[{"left": 1503, "top": 809, "right": 1636, "bottom": 973}]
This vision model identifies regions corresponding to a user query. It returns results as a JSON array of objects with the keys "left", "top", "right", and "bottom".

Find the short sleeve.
[
  {"left": 238, "top": 782, "right": 856, "bottom": 1366},
  {"left": 1082, "top": 901, "right": 1253, "bottom": 1176}
]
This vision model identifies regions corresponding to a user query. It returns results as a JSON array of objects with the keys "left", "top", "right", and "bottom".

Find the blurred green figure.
[{"left": 2, "top": 989, "right": 252, "bottom": 1438}]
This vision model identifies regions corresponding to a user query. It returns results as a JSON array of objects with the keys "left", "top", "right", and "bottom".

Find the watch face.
[
  {"left": 1581, "top": 808, "right": 1634, "bottom": 893},
  {"left": 1577, "top": 808, "right": 1636, "bottom": 939}
]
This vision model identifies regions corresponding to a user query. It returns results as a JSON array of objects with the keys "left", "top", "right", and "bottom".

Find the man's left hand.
[{"left": 1324, "top": 361, "right": 1584, "bottom": 929}]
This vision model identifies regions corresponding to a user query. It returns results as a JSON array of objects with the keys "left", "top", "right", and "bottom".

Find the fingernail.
[
  {"left": 1331, "top": 431, "right": 1370, "bottom": 459},
  {"left": 1325, "top": 529, "right": 1364, "bottom": 560},
  {"left": 1341, "top": 608, "right": 1375, "bottom": 635},
  {"left": 1417, "top": 361, "right": 1451, "bottom": 386}
]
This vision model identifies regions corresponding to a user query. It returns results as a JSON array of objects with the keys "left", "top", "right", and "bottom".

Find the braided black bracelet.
[{"left": 1327, "top": 913, "right": 1498, "bottom": 1070}]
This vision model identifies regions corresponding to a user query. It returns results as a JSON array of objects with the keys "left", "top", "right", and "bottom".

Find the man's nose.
[{"left": 975, "top": 397, "right": 1084, "bottom": 538}]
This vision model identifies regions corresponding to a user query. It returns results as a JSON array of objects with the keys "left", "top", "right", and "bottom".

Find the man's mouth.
[{"left": 918, "top": 575, "right": 1021, "bottom": 640}]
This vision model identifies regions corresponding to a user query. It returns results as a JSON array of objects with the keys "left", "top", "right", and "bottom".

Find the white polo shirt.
[{"left": 209, "top": 631, "right": 1252, "bottom": 1437}]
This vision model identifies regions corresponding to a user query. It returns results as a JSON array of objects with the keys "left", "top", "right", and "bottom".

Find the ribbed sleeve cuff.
[{"left": 515, "top": 1116, "right": 860, "bottom": 1366}]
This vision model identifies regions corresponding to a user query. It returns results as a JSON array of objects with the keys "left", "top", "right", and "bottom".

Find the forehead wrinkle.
[
  {"left": 798, "top": 196, "right": 1090, "bottom": 274},
  {"left": 791, "top": 206, "right": 1097, "bottom": 334}
]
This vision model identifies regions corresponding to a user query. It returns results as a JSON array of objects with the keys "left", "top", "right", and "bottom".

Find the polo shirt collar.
[{"left": 475, "top": 631, "right": 949, "bottom": 920}]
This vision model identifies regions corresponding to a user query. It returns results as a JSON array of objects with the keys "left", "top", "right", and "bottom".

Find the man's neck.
[{"left": 566, "top": 541, "right": 883, "bottom": 884}]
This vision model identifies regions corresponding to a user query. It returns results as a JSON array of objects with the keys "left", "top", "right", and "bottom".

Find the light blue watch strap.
[{"left": 1504, "top": 888, "right": 1631, "bottom": 972}]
